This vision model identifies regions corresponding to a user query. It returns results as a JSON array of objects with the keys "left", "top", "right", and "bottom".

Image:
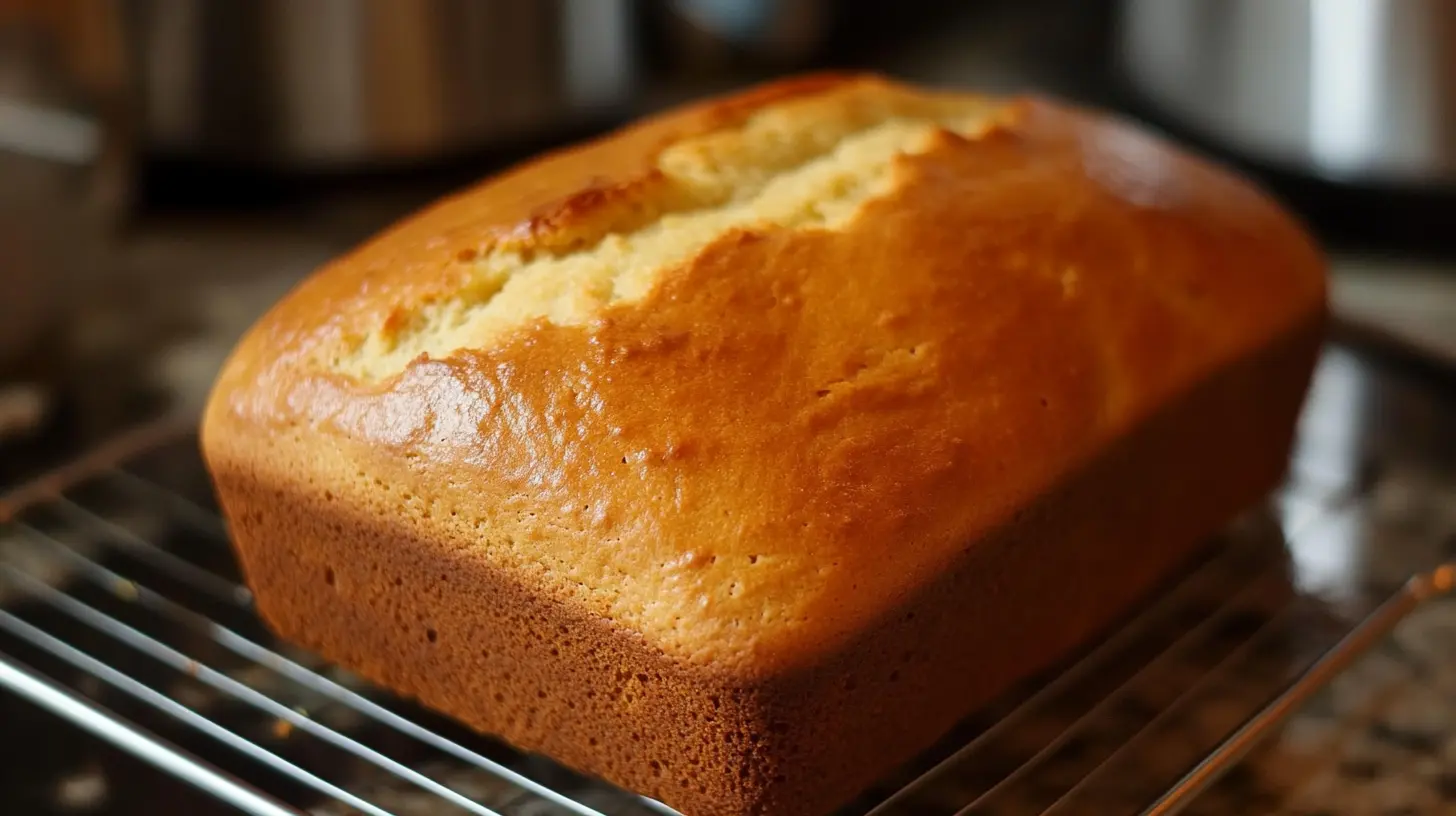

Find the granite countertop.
[
  {"left": 3, "top": 1, "right": 1455, "bottom": 811},
  {"left": 8, "top": 207, "right": 1443, "bottom": 815}
]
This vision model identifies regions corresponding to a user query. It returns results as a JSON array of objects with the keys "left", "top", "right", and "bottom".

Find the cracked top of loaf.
[{"left": 202, "top": 74, "right": 1326, "bottom": 676}]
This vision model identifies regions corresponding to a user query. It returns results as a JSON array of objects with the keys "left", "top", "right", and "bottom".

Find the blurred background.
[{"left": 3, "top": 0, "right": 1456, "bottom": 481}]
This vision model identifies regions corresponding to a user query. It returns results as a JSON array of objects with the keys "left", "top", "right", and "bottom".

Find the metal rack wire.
[{"left": 0, "top": 419, "right": 1449, "bottom": 816}]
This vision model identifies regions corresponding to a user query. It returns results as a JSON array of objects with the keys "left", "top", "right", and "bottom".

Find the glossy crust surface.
[{"left": 202, "top": 74, "right": 1327, "bottom": 815}]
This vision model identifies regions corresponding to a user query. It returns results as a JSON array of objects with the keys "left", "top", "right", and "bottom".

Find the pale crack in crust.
[{"left": 336, "top": 95, "right": 1007, "bottom": 382}]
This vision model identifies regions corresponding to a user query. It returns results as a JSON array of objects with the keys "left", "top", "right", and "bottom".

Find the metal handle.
[
  {"left": 0, "top": 653, "right": 303, "bottom": 816},
  {"left": 1142, "top": 562, "right": 1456, "bottom": 816}
]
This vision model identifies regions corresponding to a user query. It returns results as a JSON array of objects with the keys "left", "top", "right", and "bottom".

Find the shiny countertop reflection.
[
  {"left": 1, "top": 333, "right": 1452, "bottom": 814},
  {"left": 1209, "top": 347, "right": 1456, "bottom": 815}
]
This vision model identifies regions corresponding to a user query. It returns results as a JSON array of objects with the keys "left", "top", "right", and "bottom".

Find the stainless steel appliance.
[
  {"left": 122, "top": 0, "right": 638, "bottom": 168},
  {"left": 0, "top": 0, "right": 126, "bottom": 383},
  {"left": 1119, "top": 0, "right": 1456, "bottom": 186}
]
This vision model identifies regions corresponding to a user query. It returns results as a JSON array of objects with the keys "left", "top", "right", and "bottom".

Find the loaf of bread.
[{"left": 202, "top": 74, "right": 1326, "bottom": 815}]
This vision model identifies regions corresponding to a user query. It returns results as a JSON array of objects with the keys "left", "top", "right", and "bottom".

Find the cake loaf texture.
[{"left": 202, "top": 74, "right": 1326, "bottom": 815}]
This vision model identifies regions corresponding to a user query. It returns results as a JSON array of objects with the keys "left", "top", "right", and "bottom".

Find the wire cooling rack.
[{"left": 0, "top": 400, "right": 1450, "bottom": 815}]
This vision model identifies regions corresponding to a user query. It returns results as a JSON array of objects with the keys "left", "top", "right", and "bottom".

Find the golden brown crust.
[{"left": 202, "top": 73, "right": 1327, "bottom": 815}]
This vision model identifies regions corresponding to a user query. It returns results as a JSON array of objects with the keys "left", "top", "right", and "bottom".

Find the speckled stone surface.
[
  {"left": 1181, "top": 351, "right": 1456, "bottom": 816},
  {"left": 2, "top": 222, "right": 1455, "bottom": 814},
  {"left": 1182, "top": 353, "right": 1456, "bottom": 816},
  {"left": 2, "top": 192, "right": 1456, "bottom": 816},
  {"left": 1191, "top": 596, "right": 1456, "bottom": 816}
]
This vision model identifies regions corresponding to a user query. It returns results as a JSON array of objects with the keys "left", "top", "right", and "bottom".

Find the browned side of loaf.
[{"left": 206, "top": 309, "right": 1320, "bottom": 815}]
